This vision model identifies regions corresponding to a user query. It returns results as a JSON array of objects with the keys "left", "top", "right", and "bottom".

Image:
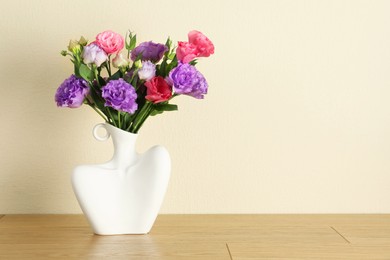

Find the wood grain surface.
[{"left": 0, "top": 215, "right": 389, "bottom": 259}]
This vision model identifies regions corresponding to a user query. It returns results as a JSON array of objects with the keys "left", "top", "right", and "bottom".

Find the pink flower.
[
  {"left": 95, "top": 30, "right": 124, "bottom": 54},
  {"left": 176, "top": 41, "right": 199, "bottom": 63},
  {"left": 144, "top": 76, "right": 172, "bottom": 104},
  {"left": 188, "top": 30, "right": 214, "bottom": 57}
]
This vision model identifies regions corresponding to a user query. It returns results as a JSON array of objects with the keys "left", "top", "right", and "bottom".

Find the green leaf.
[
  {"left": 109, "top": 70, "right": 122, "bottom": 81},
  {"left": 150, "top": 109, "right": 163, "bottom": 116},
  {"left": 107, "top": 107, "right": 119, "bottom": 121},
  {"left": 189, "top": 59, "right": 198, "bottom": 66},
  {"left": 165, "top": 37, "right": 172, "bottom": 49},
  {"left": 166, "top": 56, "right": 178, "bottom": 72},
  {"left": 126, "top": 31, "right": 137, "bottom": 51},
  {"left": 154, "top": 103, "right": 178, "bottom": 112},
  {"left": 96, "top": 75, "right": 106, "bottom": 88},
  {"left": 150, "top": 103, "right": 178, "bottom": 116},
  {"left": 164, "top": 37, "right": 172, "bottom": 57},
  {"left": 79, "top": 64, "right": 94, "bottom": 82},
  {"left": 89, "top": 87, "right": 105, "bottom": 110},
  {"left": 159, "top": 60, "right": 167, "bottom": 77},
  {"left": 168, "top": 53, "right": 176, "bottom": 60},
  {"left": 129, "top": 34, "right": 137, "bottom": 50},
  {"left": 131, "top": 75, "right": 138, "bottom": 90}
]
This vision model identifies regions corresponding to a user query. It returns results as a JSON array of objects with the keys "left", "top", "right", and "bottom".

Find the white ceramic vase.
[{"left": 72, "top": 123, "right": 171, "bottom": 235}]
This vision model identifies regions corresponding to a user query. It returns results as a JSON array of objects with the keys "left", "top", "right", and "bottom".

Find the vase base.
[{"left": 93, "top": 230, "right": 150, "bottom": 236}]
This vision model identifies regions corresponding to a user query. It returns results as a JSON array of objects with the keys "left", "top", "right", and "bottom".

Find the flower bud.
[
  {"left": 134, "top": 60, "right": 142, "bottom": 69},
  {"left": 112, "top": 53, "right": 129, "bottom": 68},
  {"left": 68, "top": 39, "right": 81, "bottom": 54},
  {"left": 78, "top": 36, "right": 88, "bottom": 46}
]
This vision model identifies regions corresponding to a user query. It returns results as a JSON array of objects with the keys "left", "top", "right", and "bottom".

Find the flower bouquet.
[{"left": 55, "top": 30, "right": 214, "bottom": 133}]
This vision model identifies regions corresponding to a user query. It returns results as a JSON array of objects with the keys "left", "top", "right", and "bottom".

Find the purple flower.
[
  {"left": 131, "top": 41, "right": 168, "bottom": 62},
  {"left": 82, "top": 44, "right": 108, "bottom": 67},
  {"left": 101, "top": 79, "right": 138, "bottom": 114},
  {"left": 138, "top": 61, "right": 156, "bottom": 81},
  {"left": 55, "top": 75, "right": 89, "bottom": 108},
  {"left": 168, "top": 63, "right": 208, "bottom": 99}
]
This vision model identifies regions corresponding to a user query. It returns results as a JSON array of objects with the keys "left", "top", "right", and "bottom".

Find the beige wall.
[{"left": 0, "top": 0, "right": 389, "bottom": 214}]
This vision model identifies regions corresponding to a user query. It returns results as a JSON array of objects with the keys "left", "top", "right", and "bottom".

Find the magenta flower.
[
  {"left": 101, "top": 79, "right": 138, "bottom": 113},
  {"left": 131, "top": 41, "right": 168, "bottom": 62},
  {"left": 55, "top": 75, "right": 90, "bottom": 108}
]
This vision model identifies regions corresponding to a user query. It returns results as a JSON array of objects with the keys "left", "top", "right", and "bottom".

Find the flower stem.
[
  {"left": 118, "top": 111, "right": 121, "bottom": 129},
  {"left": 130, "top": 101, "right": 153, "bottom": 133},
  {"left": 85, "top": 99, "right": 108, "bottom": 122},
  {"left": 106, "top": 108, "right": 117, "bottom": 127},
  {"left": 107, "top": 56, "right": 112, "bottom": 77},
  {"left": 93, "top": 66, "right": 101, "bottom": 88},
  {"left": 90, "top": 105, "right": 108, "bottom": 122},
  {"left": 170, "top": 93, "right": 179, "bottom": 100}
]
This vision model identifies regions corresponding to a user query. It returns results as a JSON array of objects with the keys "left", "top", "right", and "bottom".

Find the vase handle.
[{"left": 93, "top": 123, "right": 110, "bottom": 141}]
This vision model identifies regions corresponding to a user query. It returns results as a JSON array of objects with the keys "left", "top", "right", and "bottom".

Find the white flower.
[
  {"left": 138, "top": 61, "right": 156, "bottom": 81},
  {"left": 82, "top": 44, "right": 108, "bottom": 67}
]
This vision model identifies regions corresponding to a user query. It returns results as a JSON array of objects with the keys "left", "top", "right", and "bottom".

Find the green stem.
[
  {"left": 125, "top": 113, "right": 137, "bottom": 132},
  {"left": 125, "top": 105, "right": 142, "bottom": 132},
  {"left": 90, "top": 105, "right": 108, "bottom": 122},
  {"left": 170, "top": 93, "right": 179, "bottom": 100},
  {"left": 125, "top": 122, "right": 132, "bottom": 132},
  {"left": 107, "top": 56, "right": 112, "bottom": 77},
  {"left": 93, "top": 66, "right": 101, "bottom": 88},
  {"left": 106, "top": 108, "right": 117, "bottom": 127},
  {"left": 131, "top": 102, "right": 153, "bottom": 133},
  {"left": 85, "top": 99, "right": 108, "bottom": 122},
  {"left": 118, "top": 111, "right": 121, "bottom": 129}
]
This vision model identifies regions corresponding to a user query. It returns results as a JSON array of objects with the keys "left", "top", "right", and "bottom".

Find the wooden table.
[{"left": 0, "top": 214, "right": 389, "bottom": 259}]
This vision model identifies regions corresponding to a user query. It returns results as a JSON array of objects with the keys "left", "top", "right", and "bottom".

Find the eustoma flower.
[
  {"left": 82, "top": 44, "right": 108, "bottom": 67},
  {"left": 145, "top": 76, "right": 172, "bottom": 104},
  {"left": 176, "top": 42, "right": 199, "bottom": 63},
  {"left": 188, "top": 30, "right": 214, "bottom": 57},
  {"left": 168, "top": 63, "right": 208, "bottom": 99},
  {"left": 131, "top": 41, "right": 168, "bottom": 62},
  {"left": 101, "top": 79, "right": 138, "bottom": 113},
  {"left": 55, "top": 75, "right": 90, "bottom": 108},
  {"left": 95, "top": 30, "right": 124, "bottom": 54},
  {"left": 176, "top": 30, "right": 214, "bottom": 63},
  {"left": 138, "top": 61, "right": 156, "bottom": 81}
]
